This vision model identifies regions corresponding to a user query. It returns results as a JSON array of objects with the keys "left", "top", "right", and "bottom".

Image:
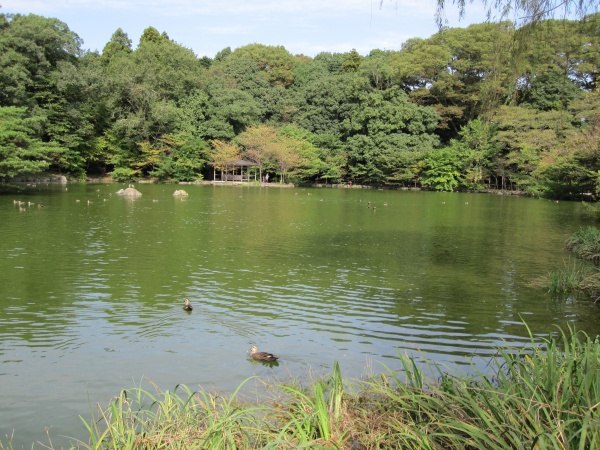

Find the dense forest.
[{"left": 0, "top": 12, "right": 598, "bottom": 198}]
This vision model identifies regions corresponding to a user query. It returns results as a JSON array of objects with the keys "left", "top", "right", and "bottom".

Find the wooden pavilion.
[{"left": 213, "top": 159, "right": 259, "bottom": 182}]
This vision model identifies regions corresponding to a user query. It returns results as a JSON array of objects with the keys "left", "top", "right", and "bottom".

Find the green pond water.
[{"left": 1, "top": 183, "right": 599, "bottom": 448}]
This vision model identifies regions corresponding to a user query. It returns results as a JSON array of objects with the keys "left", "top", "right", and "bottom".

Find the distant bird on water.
[
  {"left": 248, "top": 345, "right": 278, "bottom": 362},
  {"left": 183, "top": 298, "right": 193, "bottom": 311}
]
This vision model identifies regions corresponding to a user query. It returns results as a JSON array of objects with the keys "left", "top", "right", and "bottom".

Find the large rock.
[
  {"left": 173, "top": 189, "right": 189, "bottom": 197},
  {"left": 116, "top": 186, "right": 142, "bottom": 197}
]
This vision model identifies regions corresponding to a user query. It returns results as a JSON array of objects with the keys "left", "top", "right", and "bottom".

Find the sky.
[{"left": 1, "top": 0, "right": 491, "bottom": 58}]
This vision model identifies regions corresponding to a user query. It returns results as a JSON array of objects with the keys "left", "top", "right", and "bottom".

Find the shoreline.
[{"left": 4, "top": 174, "right": 531, "bottom": 198}]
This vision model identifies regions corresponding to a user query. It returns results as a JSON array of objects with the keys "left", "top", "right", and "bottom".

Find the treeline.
[{"left": 0, "top": 13, "right": 599, "bottom": 198}]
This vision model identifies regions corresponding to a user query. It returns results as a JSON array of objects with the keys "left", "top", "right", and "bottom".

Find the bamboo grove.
[{"left": 1, "top": 12, "right": 599, "bottom": 198}]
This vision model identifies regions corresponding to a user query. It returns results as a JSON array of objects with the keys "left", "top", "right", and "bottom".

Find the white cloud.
[{"left": 1, "top": 0, "right": 490, "bottom": 57}]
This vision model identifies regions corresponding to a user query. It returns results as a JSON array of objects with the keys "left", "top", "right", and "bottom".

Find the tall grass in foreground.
[
  {"left": 3, "top": 328, "right": 599, "bottom": 449},
  {"left": 79, "top": 329, "right": 600, "bottom": 449}
]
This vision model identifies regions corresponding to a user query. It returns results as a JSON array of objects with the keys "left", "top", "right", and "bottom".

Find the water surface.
[{"left": 1, "top": 184, "right": 599, "bottom": 448}]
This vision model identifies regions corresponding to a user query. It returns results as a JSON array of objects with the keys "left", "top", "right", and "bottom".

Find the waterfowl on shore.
[
  {"left": 248, "top": 345, "right": 278, "bottom": 362},
  {"left": 183, "top": 298, "right": 193, "bottom": 311}
]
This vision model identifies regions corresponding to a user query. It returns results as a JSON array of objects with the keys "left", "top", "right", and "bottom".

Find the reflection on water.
[{"left": 1, "top": 184, "right": 599, "bottom": 448}]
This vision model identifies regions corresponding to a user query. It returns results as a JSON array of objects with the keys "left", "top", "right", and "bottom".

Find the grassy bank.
[
  {"left": 4, "top": 325, "right": 598, "bottom": 450},
  {"left": 536, "top": 226, "right": 600, "bottom": 298}
]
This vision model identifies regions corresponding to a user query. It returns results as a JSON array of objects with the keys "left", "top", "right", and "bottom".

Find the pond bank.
[{"left": 2, "top": 172, "right": 539, "bottom": 198}]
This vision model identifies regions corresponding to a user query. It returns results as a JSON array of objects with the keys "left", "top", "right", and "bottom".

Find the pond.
[{"left": 1, "top": 183, "right": 599, "bottom": 448}]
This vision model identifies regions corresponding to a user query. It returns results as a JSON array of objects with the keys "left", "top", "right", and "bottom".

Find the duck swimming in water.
[
  {"left": 248, "top": 345, "right": 278, "bottom": 361},
  {"left": 183, "top": 298, "right": 193, "bottom": 311}
]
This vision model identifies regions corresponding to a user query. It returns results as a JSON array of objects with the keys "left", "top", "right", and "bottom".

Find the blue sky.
[{"left": 2, "top": 0, "right": 490, "bottom": 58}]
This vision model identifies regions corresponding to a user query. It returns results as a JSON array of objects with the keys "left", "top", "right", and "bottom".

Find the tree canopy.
[{"left": 0, "top": 11, "right": 598, "bottom": 199}]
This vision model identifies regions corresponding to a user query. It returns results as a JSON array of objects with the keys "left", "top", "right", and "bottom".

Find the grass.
[
  {"left": 4, "top": 326, "right": 599, "bottom": 450},
  {"left": 580, "top": 202, "right": 600, "bottom": 222},
  {"left": 534, "top": 227, "right": 600, "bottom": 298},
  {"left": 545, "top": 258, "right": 600, "bottom": 295},
  {"left": 565, "top": 226, "right": 600, "bottom": 263}
]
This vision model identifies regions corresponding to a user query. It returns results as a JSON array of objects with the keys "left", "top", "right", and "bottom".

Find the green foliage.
[
  {"left": 177, "top": 88, "right": 260, "bottom": 141},
  {"left": 402, "top": 22, "right": 515, "bottom": 139},
  {"left": 535, "top": 227, "right": 600, "bottom": 298},
  {"left": 0, "top": 13, "right": 82, "bottom": 107},
  {"left": 422, "top": 147, "right": 464, "bottom": 191},
  {"left": 109, "top": 167, "right": 138, "bottom": 182},
  {"left": 0, "top": 106, "right": 64, "bottom": 179},
  {"left": 545, "top": 259, "right": 594, "bottom": 294},
  {"left": 228, "top": 43, "right": 297, "bottom": 88},
  {"left": 449, "top": 118, "right": 499, "bottom": 189},
  {"left": 139, "top": 26, "right": 163, "bottom": 46},
  {"left": 520, "top": 68, "right": 583, "bottom": 111},
  {"left": 100, "top": 28, "right": 132, "bottom": 65},
  {"left": 581, "top": 201, "right": 600, "bottom": 221},
  {"left": 342, "top": 49, "right": 363, "bottom": 72},
  {"left": 566, "top": 226, "right": 600, "bottom": 263},
  {"left": 145, "top": 133, "right": 209, "bottom": 182},
  {"left": 489, "top": 105, "right": 584, "bottom": 193},
  {"left": 343, "top": 85, "right": 440, "bottom": 184},
  {"left": 0, "top": 10, "right": 597, "bottom": 196}
]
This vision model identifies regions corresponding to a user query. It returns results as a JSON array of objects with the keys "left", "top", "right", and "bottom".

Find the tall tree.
[
  {"left": 0, "top": 13, "right": 82, "bottom": 108},
  {"left": 431, "top": 0, "right": 597, "bottom": 27},
  {"left": 0, "top": 106, "right": 63, "bottom": 179},
  {"left": 101, "top": 28, "right": 132, "bottom": 65},
  {"left": 343, "top": 84, "right": 440, "bottom": 184},
  {"left": 236, "top": 124, "right": 278, "bottom": 179},
  {"left": 209, "top": 139, "right": 240, "bottom": 179},
  {"left": 404, "top": 22, "right": 515, "bottom": 140}
]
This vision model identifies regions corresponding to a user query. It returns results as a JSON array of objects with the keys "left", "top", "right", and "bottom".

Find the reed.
[
  {"left": 546, "top": 258, "right": 590, "bottom": 294},
  {"left": 566, "top": 226, "right": 600, "bottom": 263},
  {"left": 22, "top": 326, "right": 600, "bottom": 449},
  {"left": 356, "top": 325, "right": 600, "bottom": 449}
]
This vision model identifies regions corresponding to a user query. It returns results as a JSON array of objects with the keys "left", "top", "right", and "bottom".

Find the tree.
[
  {"left": 214, "top": 46, "right": 231, "bottom": 62},
  {"left": 101, "top": 28, "right": 132, "bottom": 65},
  {"left": 403, "top": 22, "right": 515, "bottom": 140},
  {"left": 360, "top": 50, "right": 398, "bottom": 90},
  {"left": 489, "top": 105, "right": 580, "bottom": 192},
  {"left": 236, "top": 124, "right": 278, "bottom": 179},
  {"left": 446, "top": 118, "right": 499, "bottom": 189},
  {"left": 101, "top": 30, "right": 205, "bottom": 175},
  {"left": 209, "top": 139, "right": 240, "bottom": 179},
  {"left": 342, "top": 84, "right": 440, "bottom": 185},
  {"left": 432, "top": 0, "right": 598, "bottom": 28},
  {"left": 0, "top": 106, "right": 63, "bottom": 179},
  {"left": 289, "top": 73, "right": 352, "bottom": 136},
  {"left": 228, "top": 43, "right": 296, "bottom": 87},
  {"left": 277, "top": 125, "right": 321, "bottom": 183},
  {"left": 49, "top": 51, "right": 111, "bottom": 176},
  {"left": 177, "top": 87, "right": 260, "bottom": 141},
  {"left": 0, "top": 13, "right": 82, "bottom": 107},
  {"left": 213, "top": 49, "right": 288, "bottom": 121},
  {"left": 139, "top": 26, "right": 163, "bottom": 46},
  {"left": 272, "top": 134, "right": 304, "bottom": 183},
  {"left": 422, "top": 147, "right": 464, "bottom": 191},
  {"left": 342, "top": 49, "right": 363, "bottom": 73},
  {"left": 138, "top": 133, "right": 208, "bottom": 181}
]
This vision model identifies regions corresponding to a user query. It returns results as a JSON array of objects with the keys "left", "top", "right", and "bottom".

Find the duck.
[
  {"left": 248, "top": 345, "right": 278, "bottom": 361},
  {"left": 183, "top": 298, "right": 193, "bottom": 311}
]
